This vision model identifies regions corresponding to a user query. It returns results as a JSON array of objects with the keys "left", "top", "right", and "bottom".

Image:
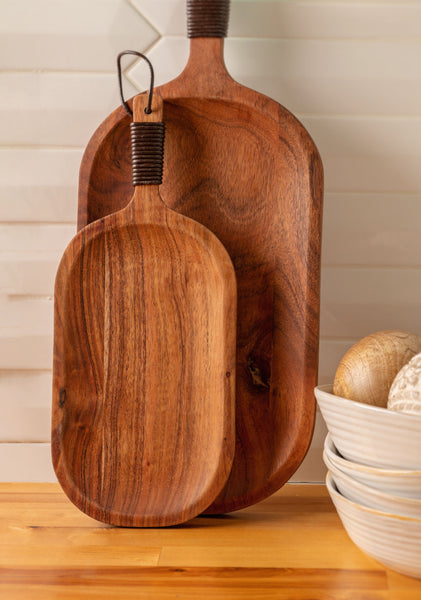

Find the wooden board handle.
[
  {"left": 187, "top": 0, "right": 230, "bottom": 38},
  {"left": 131, "top": 93, "right": 165, "bottom": 186}
]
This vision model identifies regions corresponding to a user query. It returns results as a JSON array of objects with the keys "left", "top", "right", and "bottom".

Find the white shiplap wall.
[{"left": 1, "top": 0, "right": 420, "bottom": 482}]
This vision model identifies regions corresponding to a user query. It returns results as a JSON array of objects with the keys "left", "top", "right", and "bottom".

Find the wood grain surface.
[
  {"left": 333, "top": 330, "right": 421, "bottom": 407},
  {"left": 78, "top": 28, "right": 323, "bottom": 513},
  {"left": 52, "top": 94, "right": 237, "bottom": 527},
  {"left": 3, "top": 483, "right": 420, "bottom": 599}
]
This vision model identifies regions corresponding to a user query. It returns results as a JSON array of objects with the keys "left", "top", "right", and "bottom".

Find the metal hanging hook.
[{"left": 117, "top": 50, "right": 155, "bottom": 117}]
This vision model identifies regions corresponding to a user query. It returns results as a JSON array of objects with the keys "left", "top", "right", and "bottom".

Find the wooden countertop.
[{"left": 1, "top": 483, "right": 420, "bottom": 599}]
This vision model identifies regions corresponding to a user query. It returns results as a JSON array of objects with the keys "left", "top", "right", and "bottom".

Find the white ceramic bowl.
[
  {"left": 324, "top": 433, "right": 421, "bottom": 500},
  {"left": 326, "top": 454, "right": 421, "bottom": 518},
  {"left": 326, "top": 472, "right": 421, "bottom": 579},
  {"left": 315, "top": 385, "right": 421, "bottom": 470}
]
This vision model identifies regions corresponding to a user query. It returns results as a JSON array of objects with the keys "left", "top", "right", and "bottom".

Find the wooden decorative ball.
[
  {"left": 388, "top": 352, "right": 421, "bottom": 416},
  {"left": 333, "top": 330, "right": 421, "bottom": 407}
]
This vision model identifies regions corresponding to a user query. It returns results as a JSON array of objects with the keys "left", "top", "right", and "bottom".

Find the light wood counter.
[{"left": 1, "top": 483, "right": 420, "bottom": 599}]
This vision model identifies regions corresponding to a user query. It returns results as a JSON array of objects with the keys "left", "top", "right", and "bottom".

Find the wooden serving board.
[
  {"left": 77, "top": 4, "right": 323, "bottom": 514},
  {"left": 52, "top": 94, "right": 237, "bottom": 527}
]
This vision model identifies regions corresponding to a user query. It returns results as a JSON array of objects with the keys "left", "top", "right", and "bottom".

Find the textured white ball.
[{"left": 388, "top": 352, "right": 421, "bottom": 416}]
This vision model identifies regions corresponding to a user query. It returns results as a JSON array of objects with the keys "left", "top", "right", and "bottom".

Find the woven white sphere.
[{"left": 388, "top": 352, "right": 421, "bottom": 416}]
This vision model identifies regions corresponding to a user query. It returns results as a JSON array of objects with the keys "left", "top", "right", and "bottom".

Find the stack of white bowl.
[{"left": 315, "top": 384, "right": 421, "bottom": 579}]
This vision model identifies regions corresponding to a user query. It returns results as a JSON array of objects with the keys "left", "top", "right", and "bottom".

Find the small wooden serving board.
[{"left": 52, "top": 95, "right": 237, "bottom": 527}]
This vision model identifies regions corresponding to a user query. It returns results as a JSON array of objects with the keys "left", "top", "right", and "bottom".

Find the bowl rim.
[
  {"left": 325, "top": 451, "right": 421, "bottom": 510},
  {"left": 324, "top": 433, "right": 421, "bottom": 477},
  {"left": 315, "top": 384, "right": 421, "bottom": 425},
  {"left": 326, "top": 472, "right": 421, "bottom": 523}
]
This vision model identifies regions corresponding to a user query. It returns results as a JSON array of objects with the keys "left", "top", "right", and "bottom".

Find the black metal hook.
[{"left": 117, "top": 50, "right": 155, "bottom": 117}]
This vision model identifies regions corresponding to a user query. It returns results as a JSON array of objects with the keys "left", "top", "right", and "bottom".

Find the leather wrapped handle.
[
  {"left": 131, "top": 123, "right": 165, "bottom": 186},
  {"left": 187, "top": 0, "right": 230, "bottom": 38},
  {"left": 131, "top": 94, "right": 165, "bottom": 187}
]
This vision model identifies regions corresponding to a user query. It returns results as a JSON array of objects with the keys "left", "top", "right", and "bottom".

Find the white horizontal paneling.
[
  {"left": 0, "top": 73, "right": 135, "bottom": 147},
  {"left": 0, "top": 149, "right": 81, "bottom": 223},
  {"left": 230, "top": 1, "right": 421, "bottom": 40},
  {"left": 0, "top": 372, "right": 52, "bottom": 442},
  {"left": 320, "top": 267, "right": 421, "bottom": 339},
  {"left": 0, "top": 0, "right": 158, "bottom": 71},
  {"left": 318, "top": 338, "right": 355, "bottom": 385},
  {"left": 305, "top": 117, "right": 421, "bottom": 193},
  {"left": 129, "top": 37, "right": 421, "bottom": 116},
  {"left": 323, "top": 193, "right": 421, "bottom": 266},
  {"left": 0, "top": 444, "right": 56, "bottom": 482},
  {"left": 131, "top": 0, "right": 421, "bottom": 39},
  {"left": 290, "top": 411, "right": 328, "bottom": 483},
  {"left": 227, "top": 39, "right": 421, "bottom": 116},
  {"left": 0, "top": 225, "right": 74, "bottom": 254},
  {"left": 0, "top": 296, "right": 53, "bottom": 370},
  {"left": 0, "top": 224, "right": 74, "bottom": 296},
  {"left": 0, "top": 256, "right": 60, "bottom": 297}
]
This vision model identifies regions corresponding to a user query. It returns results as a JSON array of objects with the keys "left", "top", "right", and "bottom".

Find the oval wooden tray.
[{"left": 77, "top": 36, "right": 323, "bottom": 514}]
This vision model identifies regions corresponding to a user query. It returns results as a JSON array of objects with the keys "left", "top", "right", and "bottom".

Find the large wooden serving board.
[{"left": 77, "top": 21, "right": 323, "bottom": 513}]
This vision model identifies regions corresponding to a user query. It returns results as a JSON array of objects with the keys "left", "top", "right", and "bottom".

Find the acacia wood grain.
[
  {"left": 52, "top": 94, "right": 237, "bottom": 527},
  {"left": 78, "top": 15, "right": 323, "bottom": 513}
]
